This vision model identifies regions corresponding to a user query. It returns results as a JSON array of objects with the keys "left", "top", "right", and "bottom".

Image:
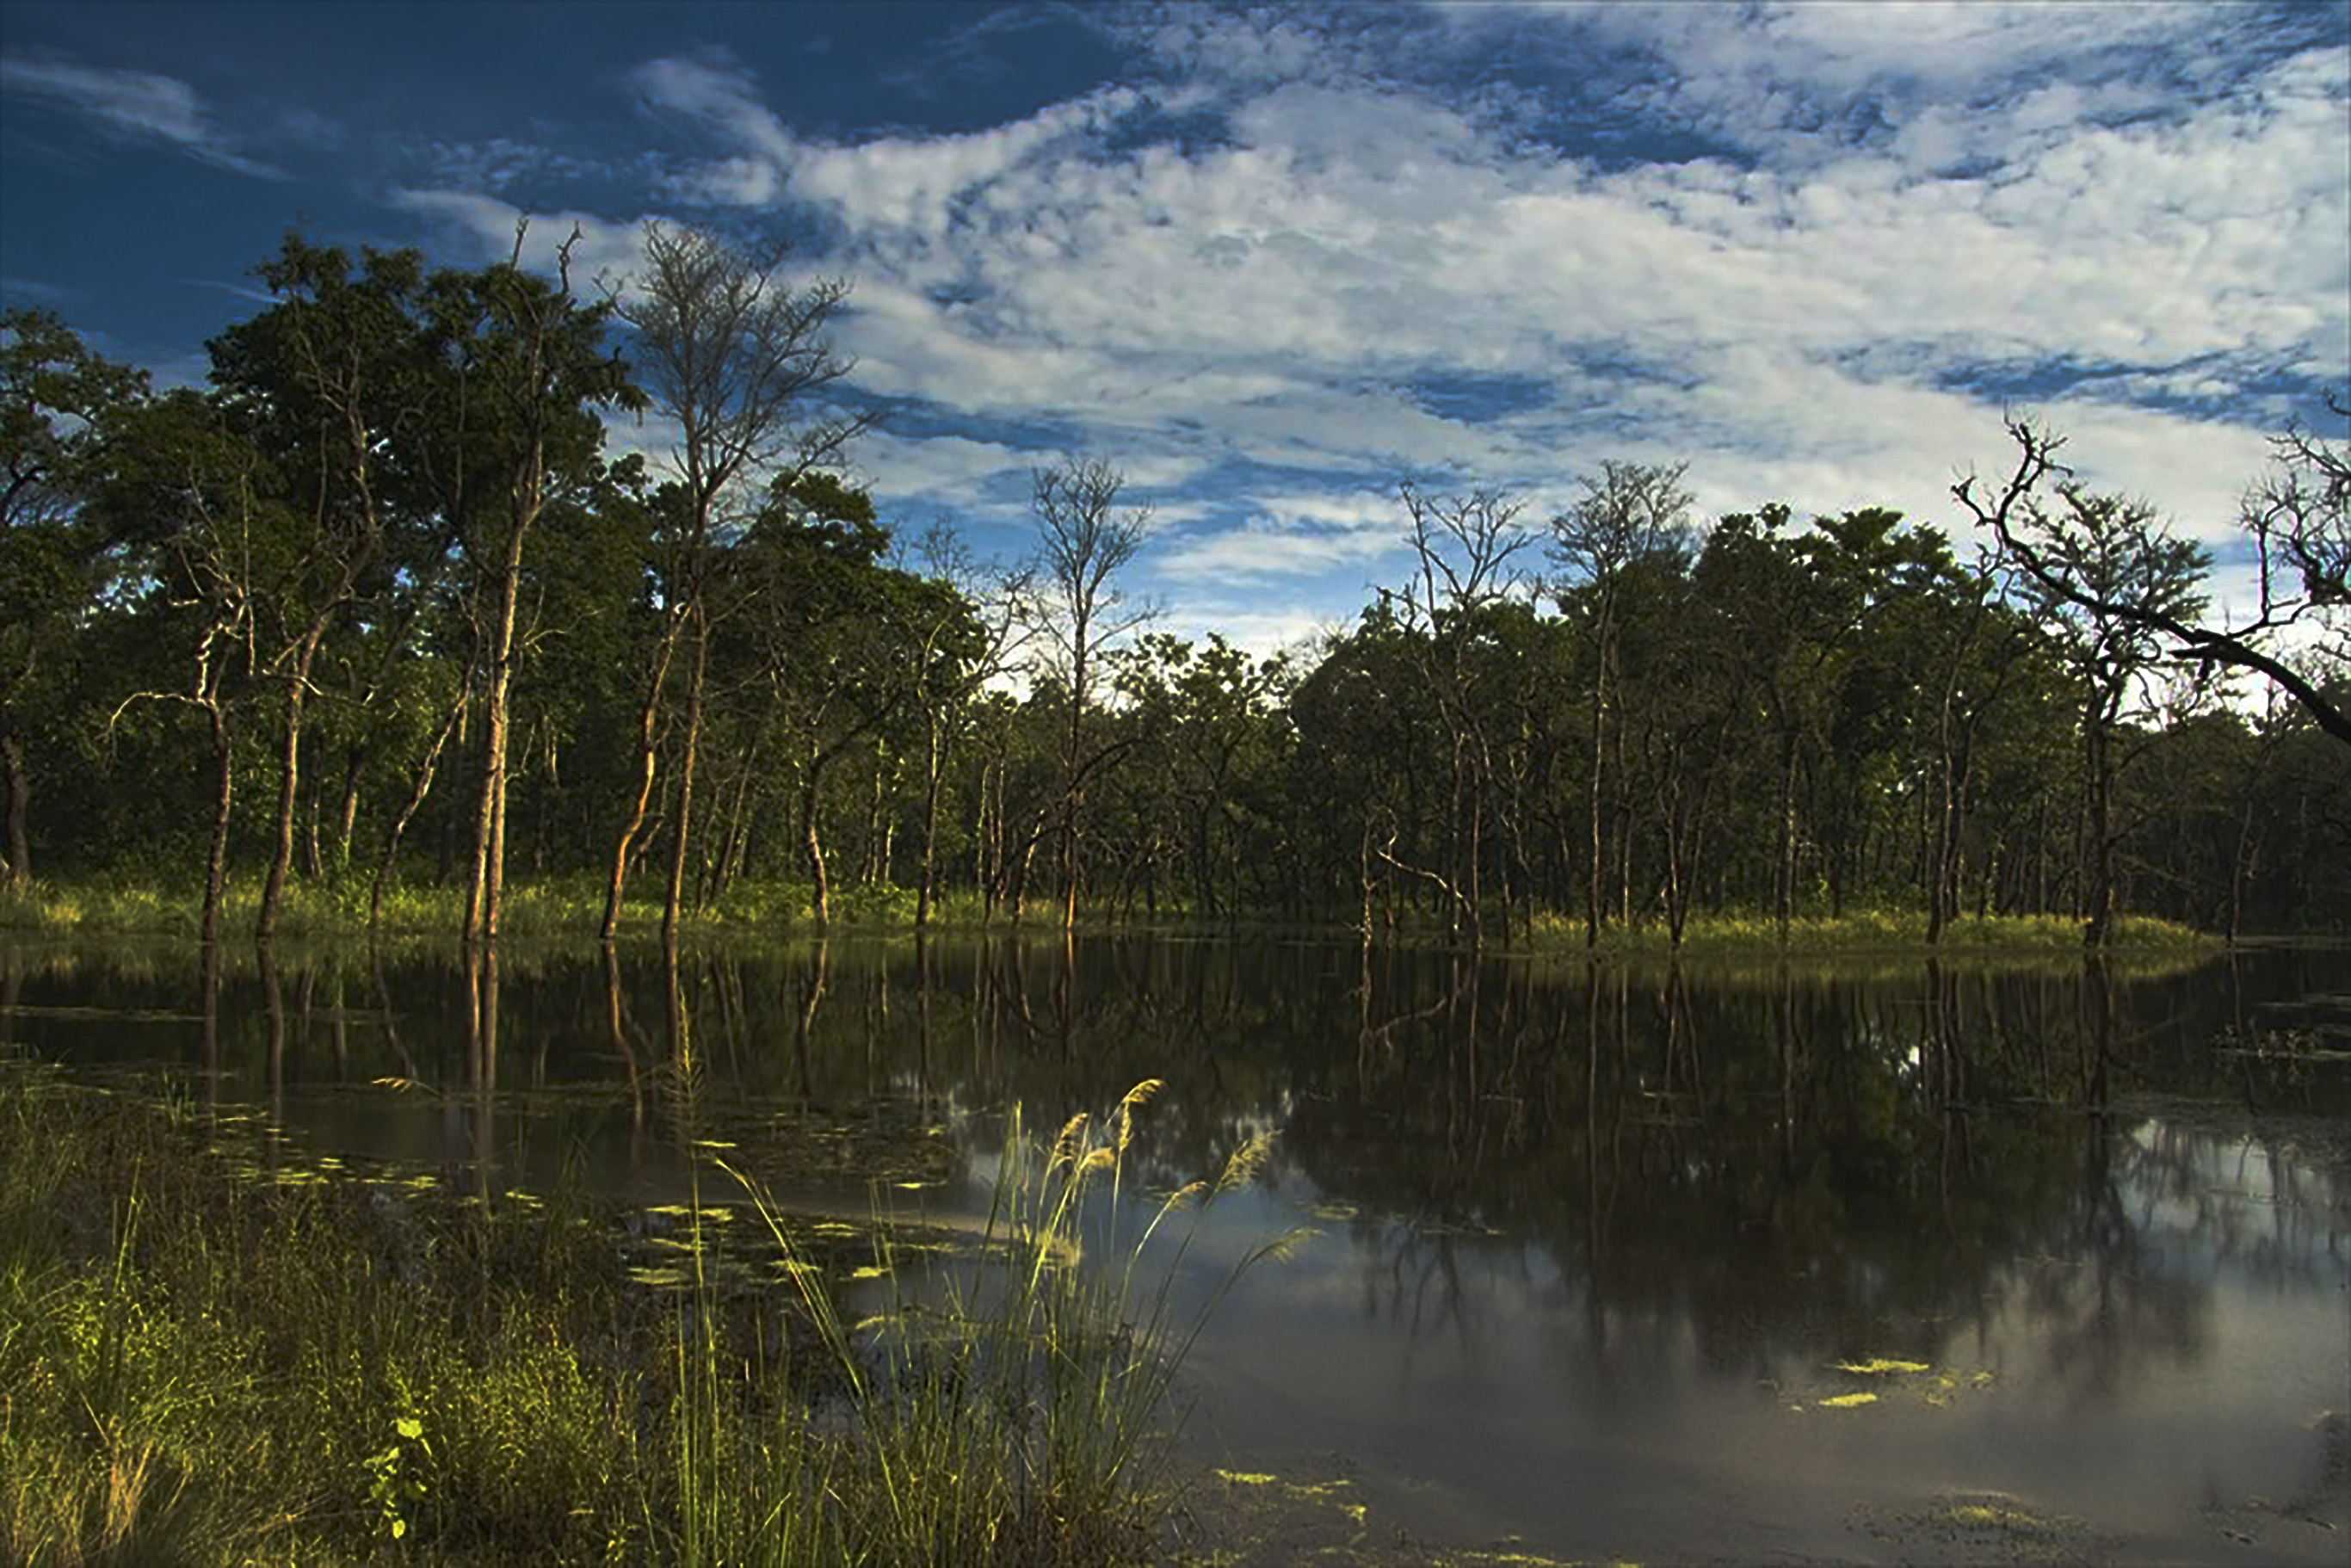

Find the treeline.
[{"left": 2, "top": 225, "right": 2344, "bottom": 944}]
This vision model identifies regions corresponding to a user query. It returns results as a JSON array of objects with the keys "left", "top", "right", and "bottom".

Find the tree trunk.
[
  {"left": 0, "top": 713, "right": 30, "bottom": 890},
  {"left": 259, "top": 657, "right": 316, "bottom": 941},
  {"left": 2082, "top": 707, "right": 2114, "bottom": 949},
  {"left": 1775, "top": 737, "right": 1799, "bottom": 937},
  {"left": 916, "top": 710, "right": 946, "bottom": 928},
  {"left": 203, "top": 705, "right": 234, "bottom": 947},
  {"left": 663, "top": 605, "right": 708, "bottom": 943},
  {"left": 370, "top": 696, "right": 460, "bottom": 930},
  {"left": 802, "top": 745, "right": 833, "bottom": 926},
  {"left": 466, "top": 516, "right": 529, "bottom": 946},
  {"left": 602, "top": 622, "right": 678, "bottom": 941}
]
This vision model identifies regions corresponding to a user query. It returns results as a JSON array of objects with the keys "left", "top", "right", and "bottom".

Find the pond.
[{"left": 4, "top": 934, "right": 2347, "bottom": 1564}]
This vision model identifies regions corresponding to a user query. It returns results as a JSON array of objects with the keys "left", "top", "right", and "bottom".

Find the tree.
[
  {"left": 1959, "top": 412, "right": 2348, "bottom": 747},
  {"left": 0, "top": 310, "right": 147, "bottom": 889},
  {"left": 207, "top": 238, "right": 435, "bottom": 938},
  {"left": 422, "top": 222, "right": 639, "bottom": 943},
  {"left": 1386, "top": 485, "right": 1535, "bottom": 945},
  {"left": 89, "top": 390, "right": 287, "bottom": 941},
  {"left": 902, "top": 522, "right": 1028, "bottom": 928},
  {"left": 1956, "top": 441, "right": 2210, "bottom": 946},
  {"left": 730, "top": 473, "right": 981, "bottom": 923},
  {"left": 602, "top": 222, "right": 867, "bottom": 941},
  {"left": 1547, "top": 460, "right": 1694, "bottom": 946},
  {"left": 1026, "top": 458, "right": 1153, "bottom": 930},
  {"left": 1109, "top": 633, "right": 1294, "bottom": 923}
]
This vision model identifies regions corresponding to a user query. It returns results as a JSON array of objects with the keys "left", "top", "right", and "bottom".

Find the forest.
[{"left": 2, "top": 224, "right": 2345, "bottom": 947}]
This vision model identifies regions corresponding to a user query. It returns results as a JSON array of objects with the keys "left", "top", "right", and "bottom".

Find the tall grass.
[
  {"left": 715, "top": 1081, "right": 1300, "bottom": 1566},
  {"left": 0, "top": 1064, "right": 1285, "bottom": 1565}
]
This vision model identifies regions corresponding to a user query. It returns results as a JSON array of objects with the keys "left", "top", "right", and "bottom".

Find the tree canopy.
[{"left": 5, "top": 238, "right": 2345, "bottom": 944}]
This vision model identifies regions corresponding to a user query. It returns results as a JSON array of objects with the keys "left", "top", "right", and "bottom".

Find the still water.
[{"left": 5, "top": 935, "right": 2347, "bottom": 1563}]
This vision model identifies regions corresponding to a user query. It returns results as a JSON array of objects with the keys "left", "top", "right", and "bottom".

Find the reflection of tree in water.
[
  {"left": 7, "top": 935, "right": 2348, "bottom": 1390},
  {"left": 1274, "top": 952, "right": 2220, "bottom": 1391}
]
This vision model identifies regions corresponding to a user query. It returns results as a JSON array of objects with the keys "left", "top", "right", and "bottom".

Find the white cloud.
[
  {"left": 0, "top": 53, "right": 284, "bottom": 177},
  {"left": 386, "top": 8, "right": 2346, "bottom": 649}
]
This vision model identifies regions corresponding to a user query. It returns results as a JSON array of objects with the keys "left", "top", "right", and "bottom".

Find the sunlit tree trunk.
[{"left": 602, "top": 624, "right": 677, "bottom": 941}]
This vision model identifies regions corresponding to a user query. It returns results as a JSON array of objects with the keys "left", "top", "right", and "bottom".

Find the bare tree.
[
  {"left": 1387, "top": 484, "right": 1535, "bottom": 945},
  {"left": 1027, "top": 458, "right": 1153, "bottom": 930},
  {"left": 906, "top": 522, "right": 1030, "bottom": 928},
  {"left": 602, "top": 222, "right": 870, "bottom": 941},
  {"left": 1955, "top": 420, "right": 2212, "bottom": 945},
  {"left": 1959, "top": 411, "right": 2348, "bottom": 749}
]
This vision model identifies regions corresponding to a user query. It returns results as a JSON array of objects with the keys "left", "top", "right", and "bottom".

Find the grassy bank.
[
  {"left": 1518, "top": 907, "right": 2218, "bottom": 960},
  {"left": 0, "top": 1065, "right": 1268, "bottom": 1566},
  {"left": 0, "top": 874, "right": 2231, "bottom": 956}
]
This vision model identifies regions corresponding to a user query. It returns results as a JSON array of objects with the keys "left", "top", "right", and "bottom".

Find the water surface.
[{"left": 5, "top": 935, "right": 2346, "bottom": 1563}]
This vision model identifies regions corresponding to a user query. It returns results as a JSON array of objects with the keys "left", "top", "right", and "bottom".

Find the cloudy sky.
[{"left": 4, "top": 1, "right": 2345, "bottom": 654}]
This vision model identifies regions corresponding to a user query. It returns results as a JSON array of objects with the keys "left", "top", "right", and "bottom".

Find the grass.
[
  {"left": 1516, "top": 906, "right": 2218, "bottom": 960},
  {"left": 0, "top": 871, "right": 2240, "bottom": 956},
  {"left": 0, "top": 1062, "right": 1283, "bottom": 1565}
]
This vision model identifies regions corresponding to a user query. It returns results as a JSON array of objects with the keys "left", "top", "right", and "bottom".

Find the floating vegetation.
[
  {"left": 1835, "top": 1357, "right": 1930, "bottom": 1377},
  {"left": 1889, "top": 1490, "right": 2101, "bottom": 1560},
  {"left": 1781, "top": 1356, "right": 1996, "bottom": 1414}
]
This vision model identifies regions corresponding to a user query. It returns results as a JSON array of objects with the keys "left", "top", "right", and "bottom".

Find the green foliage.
[
  {"left": 361, "top": 1403, "right": 432, "bottom": 1542},
  {"left": 0, "top": 1061, "right": 1288, "bottom": 1566},
  {"left": 11, "top": 233, "right": 2348, "bottom": 939}
]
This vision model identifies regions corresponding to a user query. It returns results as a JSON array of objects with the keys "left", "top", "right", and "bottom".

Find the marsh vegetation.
[{"left": 0, "top": 1057, "right": 1287, "bottom": 1566}]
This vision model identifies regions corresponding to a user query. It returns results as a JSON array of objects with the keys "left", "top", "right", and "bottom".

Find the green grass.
[
  {"left": 1515, "top": 906, "right": 2218, "bottom": 960},
  {"left": 0, "top": 1063, "right": 1279, "bottom": 1566},
  {"left": 0, "top": 870, "right": 2236, "bottom": 956}
]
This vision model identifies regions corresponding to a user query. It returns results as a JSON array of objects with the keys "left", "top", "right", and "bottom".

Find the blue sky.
[{"left": 4, "top": 1, "right": 2346, "bottom": 655}]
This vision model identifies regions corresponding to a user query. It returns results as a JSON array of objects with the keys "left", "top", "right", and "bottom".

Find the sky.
[{"left": 3, "top": 0, "right": 2347, "bottom": 660}]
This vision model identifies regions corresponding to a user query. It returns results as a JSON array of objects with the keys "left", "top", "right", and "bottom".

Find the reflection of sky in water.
[{"left": 1145, "top": 1123, "right": 2348, "bottom": 1560}]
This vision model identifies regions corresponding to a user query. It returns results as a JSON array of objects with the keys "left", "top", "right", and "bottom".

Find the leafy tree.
[
  {"left": 411, "top": 223, "right": 639, "bottom": 941},
  {"left": 88, "top": 390, "right": 293, "bottom": 938},
  {"left": 1548, "top": 460, "right": 1694, "bottom": 945},
  {"left": 603, "top": 222, "right": 866, "bottom": 940},
  {"left": 0, "top": 310, "right": 147, "bottom": 888},
  {"left": 1109, "top": 633, "right": 1293, "bottom": 923},
  {"left": 206, "top": 237, "right": 447, "bottom": 935}
]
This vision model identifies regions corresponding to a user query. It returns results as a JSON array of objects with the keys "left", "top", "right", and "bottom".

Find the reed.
[
  {"left": 713, "top": 1080, "right": 1302, "bottom": 1565},
  {"left": 0, "top": 1062, "right": 1285, "bottom": 1565}
]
